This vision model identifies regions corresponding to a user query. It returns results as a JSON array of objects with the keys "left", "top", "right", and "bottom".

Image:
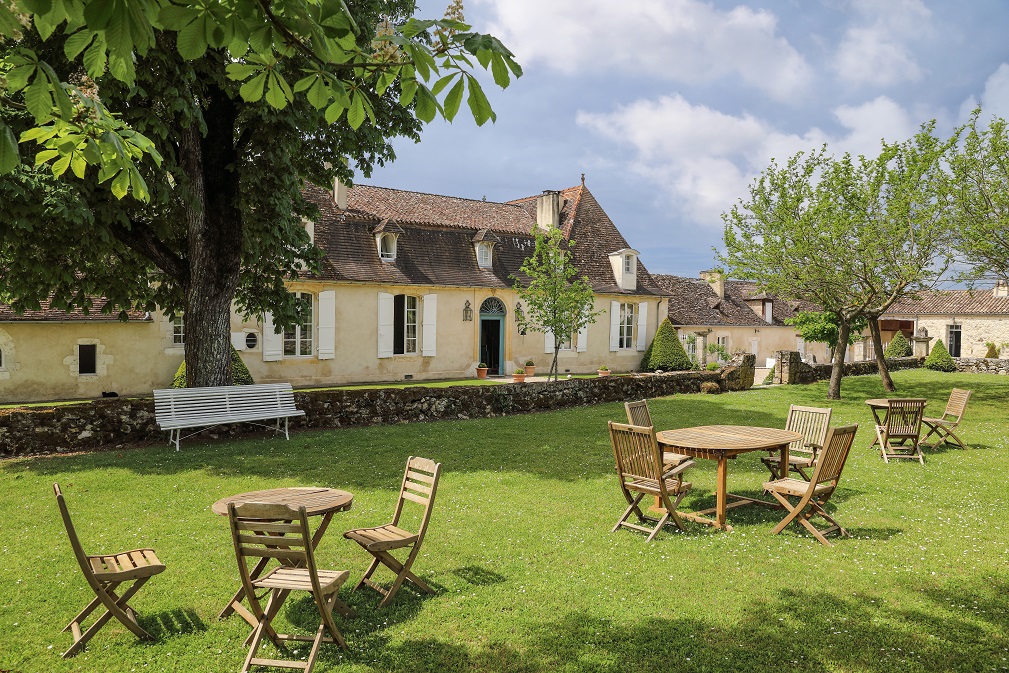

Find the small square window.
[
  {"left": 79, "top": 344, "right": 97, "bottom": 375},
  {"left": 624, "top": 254, "right": 634, "bottom": 274},
  {"left": 172, "top": 316, "right": 184, "bottom": 345}
]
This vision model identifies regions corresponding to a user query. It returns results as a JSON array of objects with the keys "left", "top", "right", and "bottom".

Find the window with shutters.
[
  {"left": 283, "top": 292, "right": 314, "bottom": 356},
  {"left": 618, "top": 302, "right": 636, "bottom": 349},
  {"left": 394, "top": 294, "right": 418, "bottom": 355}
]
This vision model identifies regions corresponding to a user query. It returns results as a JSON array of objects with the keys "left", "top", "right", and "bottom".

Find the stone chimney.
[
  {"left": 699, "top": 270, "right": 725, "bottom": 300},
  {"left": 995, "top": 280, "right": 1009, "bottom": 298},
  {"left": 333, "top": 178, "right": 349, "bottom": 211},
  {"left": 535, "top": 190, "right": 561, "bottom": 230}
]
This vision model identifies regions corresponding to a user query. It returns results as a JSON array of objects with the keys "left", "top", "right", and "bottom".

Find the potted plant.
[
  {"left": 524, "top": 359, "right": 536, "bottom": 376},
  {"left": 513, "top": 368, "right": 527, "bottom": 383},
  {"left": 597, "top": 365, "right": 610, "bottom": 377},
  {"left": 476, "top": 363, "right": 489, "bottom": 379}
]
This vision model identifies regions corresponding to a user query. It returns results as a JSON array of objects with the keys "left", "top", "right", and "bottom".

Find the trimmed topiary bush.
[
  {"left": 985, "top": 341, "right": 999, "bottom": 359},
  {"left": 172, "top": 345, "right": 255, "bottom": 388},
  {"left": 639, "top": 338, "right": 654, "bottom": 372},
  {"left": 646, "top": 319, "right": 693, "bottom": 371},
  {"left": 924, "top": 339, "right": 957, "bottom": 372},
  {"left": 883, "top": 331, "right": 911, "bottom": 358}
]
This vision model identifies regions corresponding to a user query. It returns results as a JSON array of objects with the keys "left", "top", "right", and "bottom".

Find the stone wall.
[
  {"left": 953, "top": 357, "right": 1009, "bottom": 375},
  {"left": 0, "top": 354, "right": 756, "bottom": 458},
  {"left": 775, "top": 351, "right": 924, "bottom": 384}
]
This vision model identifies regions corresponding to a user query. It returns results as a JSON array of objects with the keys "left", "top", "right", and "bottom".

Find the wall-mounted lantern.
[{"left": 463, "top": 300, "right": 473, "bottom": 322}]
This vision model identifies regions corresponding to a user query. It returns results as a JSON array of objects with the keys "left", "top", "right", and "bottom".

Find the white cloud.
[
  {"left": 577, "top": 94, "right": 920, "bottom": 226},
  {"left": 477, "top": 0, "right": 811, "bottom": 100},
  {"left": 834, "top": 0, "right": 931, "bottom": 86}
]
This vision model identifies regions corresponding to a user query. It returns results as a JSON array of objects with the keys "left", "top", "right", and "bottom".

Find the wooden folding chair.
[
  {"left": 876, "top": 398, "right": 927, "bottom": 464},
  {"left": 625, "top": 399, "right": 693, "bottom": 471},
  {"left": 609, "top": 421, "right": 693, "bottom": 541},
  {"left": 921, "top": 388, "right": 971, "bottom": 450},
  {"left": 53, "top": 483, "right": 166, "bottom": 658},
  {"left": 344, "top": 456, "right": 441, "bottom": 608},
  {"left": 228, "top": 501, "right": 353, "bottom": 672},
  {"left": 763, "top": 424, "right": 858, "bottom": 546},
  {"left": 761, "top": 405, "right": 832, "bottom": 480}
]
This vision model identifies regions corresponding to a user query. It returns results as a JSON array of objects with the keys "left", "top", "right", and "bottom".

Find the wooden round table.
[
  {"left": 657, "top": 425, "right": 803, "bottom": 531},
  {"left": 213, "top": 487, "right": 353, "bottom": 626}
]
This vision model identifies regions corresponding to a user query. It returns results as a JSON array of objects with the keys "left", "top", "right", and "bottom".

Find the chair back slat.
[
  {"left": 228, "top": 502, "right": 319, "bottom": 594},
  {"left": 944, "top": 388, "right": 971, "bottom": 421},
  {"left": 624, "top": 400, "right": 653, "bottom": 427},
  {"left": 53, "top": 484, "right": 101, "bottom": 587},
  {"left": 785, "top": 405, "right": 832, "bottom": 457},
  {"left": 883, "top": 398, "right": 925, "bottom": 437},
  {"left": 609, "top": 422, "right": 664, "bottom": 485},
  {"left": 390, "top": 456, "right": 442, "bottom": 545},
  {"left": 809, "top": 424, "right": 858, "bottom": 486}
]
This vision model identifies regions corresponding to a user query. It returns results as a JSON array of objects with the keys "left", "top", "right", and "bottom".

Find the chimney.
[
  {"left": 995, "top": 280, "right": 1009, "bottom": 298},
  {"left": 699, "top": 270, "right": 725, "bottom": 300},
  {"left": 535, "top": 190, "right": 561, "bottom": 230},
  {"left": 333, "top": 178, "right": 349, "bottom": 211}
]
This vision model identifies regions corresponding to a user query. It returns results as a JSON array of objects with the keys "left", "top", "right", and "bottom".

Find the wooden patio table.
[
  {"left": 864, "top": 398, "right": 926, "bottom": 448},
  {"left": 212, "top": 487, "right": 353, "bottom": 628},
  {"left": 656, "top": 425, "right": 803, "bottom": 531}
]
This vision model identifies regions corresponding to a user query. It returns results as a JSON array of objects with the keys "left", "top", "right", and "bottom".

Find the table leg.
[
  {"left": 778, "top": 442, "right": 789, "bottom": 482},
  {"left": 716, "top": 456, "right": 727, "bottom": 529}
]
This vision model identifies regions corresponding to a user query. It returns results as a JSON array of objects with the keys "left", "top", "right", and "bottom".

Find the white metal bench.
[{"left": 153, "top": 383, "right": 305, "bottom": 450}]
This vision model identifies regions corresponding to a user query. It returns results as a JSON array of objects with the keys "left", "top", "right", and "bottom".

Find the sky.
[{"left": 366, "top": 0, "right": 1009, "bottom": 280}]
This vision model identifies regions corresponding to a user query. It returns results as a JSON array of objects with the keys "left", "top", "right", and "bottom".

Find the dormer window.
[
  {"left": 763, "top": 300, "right": 773, "bottom": 323},
  {"left": 608, "top": 247, "right": 640, "bottom": 291},
  {"left": 472, "top": 228, "right": 500, "bottom": 270},
  {"left": 379, "top": 233, "right": 397, "bottom": 261}
]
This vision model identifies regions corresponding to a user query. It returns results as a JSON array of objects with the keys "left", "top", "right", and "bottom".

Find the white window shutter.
[
  {"left": 577, "top": 325, "right": 588, "bottom": 352},
  {"left": 609, "top": 301, "right": 620, "bottom": 351},
  {"left": 422, "top": 294, "right": 437, "bottom": 356},
  {"left": 636, "top": 302, "right": 648, "bottom": 351},
  {"left": 262, "top": 311, "right": 283, "bottom": 361},
  {"left": 318, "top": 290, "right": 336, "bottom": 360},
  {"left": 230, "top": 332, "right": 246, "bottom": 351},
  {"left": 544, "top": 330, "right": 555, "bottom": 354},
  {"left": 377, "top": 292, "right": 394, "bottom": 358}
]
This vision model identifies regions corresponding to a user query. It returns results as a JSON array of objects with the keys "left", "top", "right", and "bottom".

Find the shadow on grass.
[
  {"left": 317, "top": 577, "right": 1009, "bottom": 673},
  {"left": 144, "top": 608, "right": 208, "bottom": 638}
]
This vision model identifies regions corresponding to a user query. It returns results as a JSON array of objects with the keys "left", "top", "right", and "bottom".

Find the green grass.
[{"left": 2, "top": 369, "right": 1008, "bottom": 672}]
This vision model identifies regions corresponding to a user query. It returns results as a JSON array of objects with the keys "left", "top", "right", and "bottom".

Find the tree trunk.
[
  {"left": 551, "top": 346, "right": 560, "bottom": 382},
  {"left": 179, "top": 73, "right": 243, "bottom": 388},
  {"left": 827, "top": 319, "right": 850, "bottom": 400},
  {"left": 868, "top": 316, "right": 895, "bottom": 392}
]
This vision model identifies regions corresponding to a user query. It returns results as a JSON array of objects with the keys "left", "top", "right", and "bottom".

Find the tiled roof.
[
  {"left": 654, "top": 275, "right": 817, "bottom": 327},
  {"left": 0, "top": 297, "right": 150, "bottom": 322},
  {"left": 887, "top": 288, "right": 1009, "bottom": 316},
  {"left": 306, "top": 182, "right": 667, "bottom": 296}
]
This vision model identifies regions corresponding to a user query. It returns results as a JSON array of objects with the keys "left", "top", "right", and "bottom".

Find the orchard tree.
[
  {"left": 513, "top": 226, "right": 600, "bottom": 381},
  {"left": 0, "top": 0, "right": 520, "bottom": 386}
]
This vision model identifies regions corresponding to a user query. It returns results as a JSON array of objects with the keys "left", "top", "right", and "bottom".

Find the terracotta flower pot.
[
  {"left": 597, "top": 369, "right": 610, "bottom": 377},
  {"left": 524, "top": 365, "right": 535, "bottom": 376},
  {"left": 476, "top": 367, "right": 489, "bottom": 379},
  {"left": 513, "top": 373, "right": 526, "bottom": 383}
]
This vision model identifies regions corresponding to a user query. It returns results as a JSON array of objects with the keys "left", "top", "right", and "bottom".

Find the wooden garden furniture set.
[
  {"left": 867, "top": 389, "right": 971, "bottom": 464},
  {"left": 52, "top": 456, "right": 442, "bottom": 670}
]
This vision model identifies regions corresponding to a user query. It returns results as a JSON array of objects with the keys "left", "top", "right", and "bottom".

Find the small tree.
[
  {"left": 985, "top": 341, "right": 1000, "bottom": 359},
  {"left": 785, "top": 311, "right": 867, "bottom": 358},
  {"left": 924, "top": 340, "right": 957, "bottom": 372},
  {"left": 883, "top": 332, "right": 912, "bottom": 358},
  {"left": 646, "top": 319, "right": 693, "bottom": 371},
  {"left": 513, "top": 226, "right": 600, "bottom": 381}
]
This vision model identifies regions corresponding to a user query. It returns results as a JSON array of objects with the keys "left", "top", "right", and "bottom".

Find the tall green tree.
[
  {"left": 785, "top": 311, "right": 867, "bottom": 355},
  {"left": 513, "top": 226, "right": 599, "bottom": 381},
  {"left": 0, "top": 1, "right": 520, "bottom": 386}
]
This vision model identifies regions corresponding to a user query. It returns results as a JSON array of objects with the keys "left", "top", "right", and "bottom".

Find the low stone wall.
[
  {"left": 775, "top": 351, "right": 924, "bottom": 384},
  {"left": 0, "top": 355, "right": 756, "bottom": 458},
  {"left": 954, "top": 357, "right": 1009, "bottom": 375}
]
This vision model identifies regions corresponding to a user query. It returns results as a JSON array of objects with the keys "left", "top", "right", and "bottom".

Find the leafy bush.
[
  {"left": 638, "top": 338, "right": 654, "bottom": 371},
  {"left": 172, "top": 346, "right": 255, "bottom": 388},
  {"left": 646, "top": 319, "right": 693, "bottom": 371},
  {"left": 924, "top": 339, "right": 957, "bottom": 372},
  {"left": 705, "top": 361, "right": 720, "bottom": 371},
  {"left": 761, "top": 364, "right": 775, "bottom": 385},
  {"left": 985, "top": 341, "right": 999, "bottom": 359},
  {"left": 883, "top": 331, "right": 911, "bottom": 358}
]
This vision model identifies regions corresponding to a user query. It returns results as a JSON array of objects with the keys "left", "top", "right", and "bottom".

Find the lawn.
[{"left": 2, "top": 369, "right": 1008, "bottom": 672}]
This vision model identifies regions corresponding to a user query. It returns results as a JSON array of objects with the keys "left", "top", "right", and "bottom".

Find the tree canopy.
[
  {"left": 513, "top": 226, "right": 599, "bottom": 381},
  {"left": 0, "top": 0, "right": 521, "bottom": 386}
]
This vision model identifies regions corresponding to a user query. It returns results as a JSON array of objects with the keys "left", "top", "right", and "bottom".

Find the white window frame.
[
  {"left": 717, "top": 335, "right": 728, "bottom": 349},
  {"left": 623, "top": 254, "right": 634, "bottom": 274},
  {"left": 283, "top": 291, "right": 314, "bottom": 357},
  {"left": 379, "top": 233, "right": 397, "bottom": 261},
  {"left": 172, "top": 316, "right": 184, "bottom": 345},
  {"left": 558, "top": 333, "right": 573, "bottom": 351},
  {"left": 393, "top": 294, "right": 419, "bottom": 355},
  {"left": 477, "top": 243, "right": 492, "bottom": 268},
  {"left": 618, "top": 302, "right": 636, "bottom": 350},
  {"left": 681, "top": 334, "right": 696, "bottom": 358}
]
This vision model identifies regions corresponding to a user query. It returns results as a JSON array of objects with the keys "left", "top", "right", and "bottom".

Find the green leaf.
[
  {"left": 431, "top": 73, "right": 455, "bottom": 96},
  {"left": 4, "top": 65, "right": 34, "bottom": 92},
  {"left": 19, "top": 0, "right": 53, "bottom": 14},
  {"left": 51, "top": 152, "right": 72, "bottom": 176},
  {"left": 466, "top": 78, "right": 495, "bottom": 126},
  {"left": 264, "top": 72, "right": 289, "bottom": 109},
  {"left": 239, "top": 72, "right": 267, "bottom": 102},
  {"left": 111, "top": 168, "right": 130, "bottom": 198},
  {"left": 23, "top": 78, "right": 52, "bottom": 122},
  {"left": 293, "top": 74, "right": 316, "bottom": 92},
  {"left": 324, "top": 101, "right": 345, "bottom": 124},
  {"left": 414, "top": 85, "right": 439, "bottom": 124},
  {"left": 18, "top": 126, "right": 55, "bottom": 143},
  {"left": 347, "top": 91, "right": 365, "bottom": 129},
  {"left": 157, "top": 4, "right": 197, "bottom": 31},
  {"left": 226, "top": 63, "right": 261, "bottom": 81},
  {"left": 490, "top": 53, "right": 510, "bottom": 88},
  {"left": 442, "top": 78, "right": 464, "bottom": 122},
  {"left": 177, "top": 16, "right": 209, "bottom": 59},
  {"left": 33, "top": 11, "right": 58, "bottom": 40},
  {"left": 83, "top": 0, "right": 116, "bottom": 31},
  {"left": 306, "top": 79, "right": 329, "bottom": 109},
  {"left": 64, "top": 30, "right": 95, "bottom": 59},
  {"left": 83, "top": 33, "right": 107, "bottom": 77},
  {"left": 400, "top": 78, "right": 418, "bottom": 107},
  {"left": 70, "top": 151, "right": 87, "bottom": 179},
  {"left": 0, "top": 124, "right": 20, "bottom": 174},
  {"left": 34, "top": 149, "right": 59, "bottom": 166}
]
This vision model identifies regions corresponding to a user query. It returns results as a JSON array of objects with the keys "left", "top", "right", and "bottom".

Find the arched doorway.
[{"left": 479, "top": 298, "right": 507, "bottom": 375}]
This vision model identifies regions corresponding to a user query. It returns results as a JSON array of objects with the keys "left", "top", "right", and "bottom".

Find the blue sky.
[{"left": 367, "top": 0, "right": 1009, "bottom": 279}]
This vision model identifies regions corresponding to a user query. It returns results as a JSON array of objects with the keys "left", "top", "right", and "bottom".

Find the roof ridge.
[{"left": 355, "top": 183, "right": 529, "bottom": 210}]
